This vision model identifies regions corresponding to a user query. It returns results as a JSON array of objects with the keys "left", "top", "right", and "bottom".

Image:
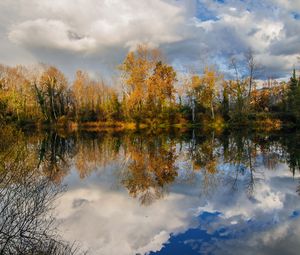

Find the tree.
[
  {"left": 245, "top": 49, "right": 258, "bottom": 101},
  {"left": 72, "top": 70, "right": 121, "bottom": 122},
  {"left": 120, "top": 44, "right": 177, "bottom": 126},
  {"left": 186, "top": 67, "right": 221, "bottom": 122},
  {"left": 227, "top": 57, "right": 249, "bottom": 123},
  {"left": 221, "top": 81, "right": 230, "bottom": 120},
  {"left": 120, "top": 45, "right": 157, "bottom": 125},
  {"left": 146, "top": 61, "right": 177, "bottom": 122},
  {"left": 35, "top": 66, "right": 69, "bottom": 122},
  {"left": 105, "top": 91, "right": 121, "bottom": 121},
  {"left": 72, "top": 70, "right": 86, "bottom": 121},
  {"left": 0, "top": 65, "right": 43, "bottom": 123},
  {"left": 287, "top": 69, "right": 300, "bottom": 121}
]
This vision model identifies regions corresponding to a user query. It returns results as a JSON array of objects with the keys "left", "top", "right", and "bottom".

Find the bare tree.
[
  {"left": 245, "top": 49, "right": 257, "bottom": 100},
  {"left": 0, "top": 134, "right": 84, "bottom": 255}
]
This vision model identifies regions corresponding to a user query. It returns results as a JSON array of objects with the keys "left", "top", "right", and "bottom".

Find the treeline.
[{"left": 0, "top": 45, "right": 299, "bottom": 129}]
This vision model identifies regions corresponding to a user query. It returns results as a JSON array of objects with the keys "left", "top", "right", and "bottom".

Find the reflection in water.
[
  {"left": 1, "top": 127, "right": 300, "bottom": 254},
  {"left": 38, "top": 131, "right": 76, "bottom": 183},
  {"left": 0, "top": 126, "right": 80, "bottom": 254},
  {"left": 122, "top": 135, "right": 178, "bottom": 205}
]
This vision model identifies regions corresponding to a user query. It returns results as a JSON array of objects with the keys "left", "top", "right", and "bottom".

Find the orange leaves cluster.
[{"left": 120, "top": 44, "right": 177, "bottom": 122}]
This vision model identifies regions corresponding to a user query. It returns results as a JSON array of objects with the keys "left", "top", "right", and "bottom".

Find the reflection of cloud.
[
  {"left": 55, "top": 162, "right": 300, "bottom": 255},
  {"left": 72, "top": 198, "right": 88, "bottom": 208},
  {"left": 206, "top": 217, "right": 300, "bottom": 255},
  {"left": 55, "top": 180, "right": 199, "bottom": 254}
]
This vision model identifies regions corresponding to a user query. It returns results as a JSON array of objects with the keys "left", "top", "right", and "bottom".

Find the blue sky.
[{"left": 0, "top": 0, "right": 299, "bottom": 80}]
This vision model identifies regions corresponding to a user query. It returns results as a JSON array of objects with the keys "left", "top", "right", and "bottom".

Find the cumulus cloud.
[
  {"left": 9, "top": 19, "right": 97, "bottom": 52},
  {"left": 7, "top": 0, "right": 185, "bottom": 54},
  {"left": 270, "top": 0, "right": 300, "bottom": 12},
  {"left": 0, "top": 0, "right": 299, "bottom": 78},
  {"left": 54, "top": 165, "right": 201, "bottom": 255}
]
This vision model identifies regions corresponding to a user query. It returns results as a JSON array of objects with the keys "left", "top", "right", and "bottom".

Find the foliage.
[
  {"left": 0, "top": 47, "right": 299, "bottom": 129},
  {"left": 287, "top": 69, "right": 300, "bottom": 122},
  {"left": 119, "top": 45, "right": 179, "bottom": 126}
]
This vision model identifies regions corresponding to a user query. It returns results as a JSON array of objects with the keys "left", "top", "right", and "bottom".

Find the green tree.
[{"left": 287, "top": 69, "right": 300, "bottom": 122}]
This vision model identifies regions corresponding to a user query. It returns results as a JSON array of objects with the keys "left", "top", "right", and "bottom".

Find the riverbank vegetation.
[{"left": 0, "top": 45, "right": 299, "bottom": 131}]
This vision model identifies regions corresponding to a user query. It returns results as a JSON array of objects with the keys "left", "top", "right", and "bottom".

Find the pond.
[{"left": 1, "top": 127, "right": 300, "bottom": 255}]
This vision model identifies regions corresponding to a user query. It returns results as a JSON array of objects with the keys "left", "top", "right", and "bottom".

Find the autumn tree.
[
  {"left": 104, "top": 91, "right": 122, "bottom": 121},
  {"left": 35, "top": 66, "right": 70, "bottom": 123},
  {"left": 245, "top": 49, "right": 257, "bottom": 101},
  {"left": 145, "top": 61, "right": 177, "bottom": 123},
  {"left": 72, "top": 70, "right": 121, "bottom": 122},
  {"left": 226, "top": 57, "right": 250, "bottom": 123},
  {"left": 120, "top": 44, "right": 177, "bottom": 126},
  {"left": 186, "top": 67, "right": 222, "bottom": 122},
  {"left": 221, "top": 81, "right": 230, "bottom": 121},
  {"left": 0, "top": 65, "right": 43, "bottom": 123},
  {"left": 72, "top": 70, "right": 86, "bottom": 121}
]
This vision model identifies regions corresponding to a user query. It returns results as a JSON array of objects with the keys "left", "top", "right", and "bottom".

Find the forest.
[{"left": 0, "top": 44, "right": 299, "bottom": 131}]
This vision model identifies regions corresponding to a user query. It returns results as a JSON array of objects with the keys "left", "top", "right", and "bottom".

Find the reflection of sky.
[
  {"left": 54, "top": 157, "right": 300, "bottom": 255},
  {"left": 150, "top": 212, "right": 300, "bottom": 255}
]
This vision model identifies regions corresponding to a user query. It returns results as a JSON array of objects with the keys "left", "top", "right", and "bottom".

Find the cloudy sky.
[{"left": 0, "top": 0, "right": 299, "bottom": 79}]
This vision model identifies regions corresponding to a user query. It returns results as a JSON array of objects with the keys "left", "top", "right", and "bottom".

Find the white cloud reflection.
[{"left": 54, "top": 161, "right": 300, "bottom": 255}]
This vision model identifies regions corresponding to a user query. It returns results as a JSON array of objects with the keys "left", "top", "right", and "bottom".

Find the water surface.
[{"left": 1, "top": 128, "right": 300, "bottom": 254}]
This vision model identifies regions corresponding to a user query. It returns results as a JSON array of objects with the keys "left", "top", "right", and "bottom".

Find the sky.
[{"left": 0, "top": 0, "right": 299, "bottom": 80}]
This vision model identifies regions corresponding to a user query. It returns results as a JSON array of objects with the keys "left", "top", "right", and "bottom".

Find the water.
[{"left": 1, "top": 127, "right": 300, "bottom": 255}]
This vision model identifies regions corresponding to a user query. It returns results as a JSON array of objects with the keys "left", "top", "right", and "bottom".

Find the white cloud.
[
  {"left": 9, "top": 19, "right": 97, "bottom": 53},
  {"left": 0, "top": 0, "right": 299, "bottom": 78},
  {"left": 270, "top": 0, "right": 300, "bottom": 12},
  {"left": 7, "top": 0, "right": 185, "bottom": 54}
]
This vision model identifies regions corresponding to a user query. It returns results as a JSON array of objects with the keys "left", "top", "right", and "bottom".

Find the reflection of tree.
[
  {"left": 122, "top": 135, "right": 178, "bottom": 205},
  {"left": 278, "top": 133, "right": 300, "bottom": 196},
  {"left": 259, "top": 138, "right": 283, "bottom": 171},
  {"left": 191, "top": 133, "right": 219, "bottom": 174},
  {"left": 0, "top": 125, "right": 79, "bottom": 254},
  {"left": 75, "top": 132, "right": 121, "bottom": 179},
  {"left": 188, "top": 132, "right": 221, "bottom": 195},
  {"left": 222, "top": 133, "right": 262, "bottom": 196},
  {"left": 187, "top": 131, "right": 291, "bottom": 197},
  {"left": 0, "top": 126, "right": 39, "bottom": 183},
  {"left": 280, "top": 133, "right": 300, "bottom": 177},
  {"left": 36, "top": 131, "right": 123, "bottom": 181},
  {"left": 0, "top": 173, "right": 75, "bottom": 254},
  {"left": 38, "top": 132, "right": 75, "bottom": 183},
  {"left": 3, "top": 121, "right": 300, "bottom": 212}
]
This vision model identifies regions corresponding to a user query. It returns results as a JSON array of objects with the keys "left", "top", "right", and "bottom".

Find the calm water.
[{"left": 1, "top": 128, "right": 300, "bottom": 254}]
